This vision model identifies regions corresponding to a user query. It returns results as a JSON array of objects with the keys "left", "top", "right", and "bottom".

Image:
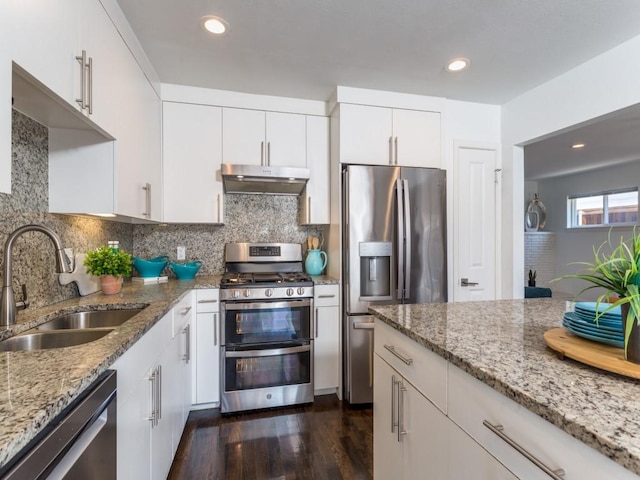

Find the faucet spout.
[{"left": 1, "top": 225, "right": 71, "bottom": 327}]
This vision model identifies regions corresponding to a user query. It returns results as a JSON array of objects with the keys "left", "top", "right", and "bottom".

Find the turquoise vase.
[{"left": 305, "top": 249, "right": 327, "bottom": 276}]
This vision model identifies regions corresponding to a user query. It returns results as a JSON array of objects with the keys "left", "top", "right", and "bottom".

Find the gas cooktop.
[{"left": 220, "top": 271, "right": 312, "bottom": 288}]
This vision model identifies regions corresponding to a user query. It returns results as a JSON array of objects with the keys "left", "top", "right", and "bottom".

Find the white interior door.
[{"left": 454, "top": 141, "right": 500, "bottom": 301}]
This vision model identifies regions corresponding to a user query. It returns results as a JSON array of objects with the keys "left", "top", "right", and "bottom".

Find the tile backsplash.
[{"left": 1, "top": 109, "right": 328, "bottom": 309}]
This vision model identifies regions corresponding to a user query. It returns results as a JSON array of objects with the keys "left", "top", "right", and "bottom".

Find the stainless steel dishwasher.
[{"left": 0, "top": 370, "right": 116, "bottom": 480}]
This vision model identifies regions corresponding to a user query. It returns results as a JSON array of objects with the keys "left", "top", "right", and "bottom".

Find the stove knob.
[
  {"left": 243, "top": 290, "right": 251, "bottom": 298},
  {"left": 297, "top": 287, "right": 305, "bottom": 296},
  {"left": 232, "top": 290, "right": 240, "bottom": 299},
  {"left": 286, "top": 288, "right": 294, "bottom": 297},
  {"left": 265, "top": 288, "right": 273, "bottom": 297}
]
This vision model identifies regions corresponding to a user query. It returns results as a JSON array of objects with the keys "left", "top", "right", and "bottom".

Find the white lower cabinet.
[
  {"left": 313, "top": 284, "right": 340, "bottom": 392},
  {"left": 112, "top": 295, "right": 193, "bottom": 480},
  {"left": 374, "top": 319, "right": 640, "bottom": 480},
  {"left": 192, "top": 288, "right": 221, "bottom": 406},
  {"left": 374, "top": 354, "right": 448, "bottom": 480}
]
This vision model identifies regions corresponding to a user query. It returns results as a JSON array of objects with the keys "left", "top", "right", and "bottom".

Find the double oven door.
[{"left": 221, "top": 296, "right": 314, "bottom": 413}]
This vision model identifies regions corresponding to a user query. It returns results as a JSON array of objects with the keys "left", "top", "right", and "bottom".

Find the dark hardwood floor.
[{"left": 168, "top": 395, "right": 373, "bottom": 480}]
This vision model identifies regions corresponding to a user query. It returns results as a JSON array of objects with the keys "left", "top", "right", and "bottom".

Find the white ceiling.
[{"left": 115, "top": 0, "right": 640, "bottom": 179}]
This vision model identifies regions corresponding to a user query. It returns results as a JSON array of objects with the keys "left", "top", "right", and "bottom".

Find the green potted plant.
[
  {"left": 528, "top": 269, "right": 537, "bottom": 287},
  {"left": 553, "top": 229, "right": 640, "bottom": 363},
  {"left": 84, "top": 245, "right": 133, "bottom": 295}
]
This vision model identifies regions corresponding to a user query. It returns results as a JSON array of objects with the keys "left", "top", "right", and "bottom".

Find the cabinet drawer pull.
[
  {"left": 198, "top": 299, "right": 218, "bottom": 304},
  {"left": 318, "top": 294, "right": 335, "bottom": 299},
  {"left": 181, "top": 306, "right": 192, "bottom": 316},
  {"left": 384, "top": 344, "right": 413, "bottom": 365},
  {"left": 483, "top": 421, "right": 565, "bottom": 479}
]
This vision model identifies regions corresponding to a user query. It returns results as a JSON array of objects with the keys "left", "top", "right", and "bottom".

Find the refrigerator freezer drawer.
[{"left": 345, "top": 315, "right": 375, "bottom": 404}]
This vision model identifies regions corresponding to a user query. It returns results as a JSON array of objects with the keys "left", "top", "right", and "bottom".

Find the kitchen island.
[
  {"left": 370, "top": 299, "right": 640, "bottom": 478},
  {"left": 0, "top": 276, "right": 221, "bottom": 470}
]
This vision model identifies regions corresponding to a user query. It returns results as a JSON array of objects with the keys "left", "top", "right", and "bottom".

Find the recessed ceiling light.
[
  {"left": 571, "top": 143, "right": 585, "bottom": 149},
  {"left": 446, "top": 58, "right": 470, "bottom": 72},
  {"left": 201, "top": 15, "right": 229, "bottom": 35}
]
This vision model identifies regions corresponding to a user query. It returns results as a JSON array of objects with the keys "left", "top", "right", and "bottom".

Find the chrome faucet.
[{"left": 1, "top": 225, "right": 71, "bottom": 327}]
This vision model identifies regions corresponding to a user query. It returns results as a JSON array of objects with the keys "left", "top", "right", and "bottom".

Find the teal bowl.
[
  {"left": 132, "top": 255, "right": 169, "bottom": 278},
  {"left": 170, "top": 260, "right": 203, "bottom": 280}
]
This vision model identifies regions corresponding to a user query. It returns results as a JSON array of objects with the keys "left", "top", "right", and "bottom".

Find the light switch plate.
[{"left": 177, "top": 246, "right": 186, "bottom": 260}]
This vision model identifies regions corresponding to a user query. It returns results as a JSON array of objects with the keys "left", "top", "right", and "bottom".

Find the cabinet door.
[
  {"left": 117, "top": 371, "right": 152, "bottom": 480},
  {"left": 300, "top": 116, "right": 330, "bottom": 224},
  {"left": 392, "top": 109, "right": 441, "bottom": 168},
  {"left": 9, "top": 0, "right": 79, "bottom": 108},
  {"left": 448, "top": 421, "right": 517, "bottom": 480},
  {"left": 373, "top": 355, "right": 404, "bottom": 479},
  {"left": 163, "top": 102, "right": 223, "bottom": 223},
  {"left": 222, "top": 107, "right": 265, "bottom": 165},
  {"left": 78, "top": 0, "right": 121, "bottom": 136},
  {"left": 314, "top": 304, "right": 340, "bottom": 391},
  {"left": 265, "top": 111, "right": 306, "bottom": 167},
  {"left": 194, "top": 311, "right": 220, "bottom": 404},
  {"left": 402, "top": 377, "right": 449, "bottom": 479},
  {"left": 171, "top": 318, "right": 192, "bottom": 455},
  {"left": 339, "top": 103, "right": 392, "bottom": 166},
  {"left": 115, "top": 44, "right": 161, "bottom": 221},
  {"left": 150, "top": 362, "right": 174, "bottom": 480}
]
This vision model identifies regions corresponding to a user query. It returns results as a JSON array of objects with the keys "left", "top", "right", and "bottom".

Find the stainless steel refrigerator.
[{"left": 342, "top": 164, "right": 447, "bottom": 404}]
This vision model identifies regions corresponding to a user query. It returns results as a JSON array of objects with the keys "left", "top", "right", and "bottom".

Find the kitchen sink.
[
  {"left": 34, "top": 308, "right": 144, "bottom": 331},
  {"left": 0, "top": 329, "right": 114, "bottom": 352}
]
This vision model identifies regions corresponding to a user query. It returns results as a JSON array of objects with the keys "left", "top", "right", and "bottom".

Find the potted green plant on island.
[
  {"left": 553, "top": 228, "right": 640, "bottom": 363},
  {"left": 528, "top": 269, "right": 537, "bottom": 287},
  {"left": 84, "top": 245, "right": 133, "bottom": 295}
]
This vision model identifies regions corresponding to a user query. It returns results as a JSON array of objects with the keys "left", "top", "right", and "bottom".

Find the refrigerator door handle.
[
  {"left": 403, "top": 179, "right": 411, "bottom": 300},
  {"left": 396, "top": 179, "right": 404, "bottom": 299}
]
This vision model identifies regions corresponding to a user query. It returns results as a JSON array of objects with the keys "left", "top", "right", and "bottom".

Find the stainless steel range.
[{"left": 220, "top": 243, "right": 314, "bottom": 413}]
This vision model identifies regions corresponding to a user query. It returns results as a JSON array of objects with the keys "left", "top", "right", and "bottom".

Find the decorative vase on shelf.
[
  {"left": 621, "top": 303, "right": 640, "bottom": 364},
  {"left": 100, "top": 275, "right": 123, "bottom": 295},
  {"left": 305, "top": 249, "right": 327, "bottom": 276}
]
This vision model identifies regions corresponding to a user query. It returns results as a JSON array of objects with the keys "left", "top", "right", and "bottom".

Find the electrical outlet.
[{"left": 177, "top": 246, "right": 186, "bottom": 260}]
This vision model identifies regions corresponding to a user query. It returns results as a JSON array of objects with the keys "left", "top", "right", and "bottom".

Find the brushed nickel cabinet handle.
[
  {"left": 214, "top": 312, "right": 218, "bottom": 346},
  {"left": 142, "top": 183, "right": 151, "bottom": 217},
  {"left": 483, "top": 421, "right": 565, "bottom": 479},
  {"left": 181, "top": 306, "right": 192, "bottom": 316},
  {"left": 87, "top": 55, "right": 93, "bottom": 114},
  {"left": 197, "top": 299, "right": 218, "bottom": 304},
  {"left": 75, "top": 50, "right": 87, "bottom": 110},
  {"left": 394, "top": 136, "right": 399, "bottom": 165},
  {"left": 182, "top": 324, "right": 191, "bottom": 363},
  {"left": 384, "top": 344, "right": 413, "bottom": 365},
  {"left": 267, "top": 141, "right": 271, "bottom": 165},
  {"left": 147, "top": 369, "right": 156, "bottom": 425},
  {"left": 157, "top": 365, "right": 162, "bottom": 421},
  {"left": 398, "top": 383, "right": 407, "bottom": 441},
  {"left": 391, "top": 375, "right": 398, "bottom": 434},
  {"left": 318, "top": 294, "right": 335, "bottom": 299},
  {"left": 314, "top": 307, "right": 319, "bottom": 338},
  {"left": 388, "top": 136, "right": 393, "bottom": 165},
  {"left": 260, "top": 141, "right": 264, "bottom": 165},
  {"left": 217, "top": 193, "right": 221, "bottom": 223},
  {"left": 307, "top": 196, "right": 311, "bottom": 224}
]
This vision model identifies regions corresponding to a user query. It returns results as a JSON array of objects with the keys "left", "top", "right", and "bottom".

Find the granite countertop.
[
  {"left": 310, "top": 275, "right": 339, "bottom": 285},
  {"left": 369, "top": 299, "right": 640, "bottom": 475},
  {"left": 0, "top": 275, "right": 222, "bottom": 470}
]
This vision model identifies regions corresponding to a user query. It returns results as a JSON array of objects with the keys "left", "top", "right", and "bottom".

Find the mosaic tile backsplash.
[{"left": 1, "top": 110, "right": 329, "bottom": 309}]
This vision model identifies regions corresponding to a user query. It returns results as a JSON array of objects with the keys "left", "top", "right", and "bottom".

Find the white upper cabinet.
[
  {"left": 300, "top": 115, "right": 330, "bottom": 224},
  {"left": 392, "top": 108, "right": 441, "bottom": 168},
  {"left": 0, "top": 10, "right": 11, "bottom": 194},
  {"left": 163, "top": 102, "right": 224, "bottom": 224},
  {"left": 265, "top": 111, "right": 306, "bottom": 167},
  {"left": 222, "top": 107, "right": 265, "bottom": 166},
  {"left": 9, "top": 0, "right": 79, "bottom": 108},
  {"left": 338, "top": 103, "right": 441, "bottom": 168},
  {"left": 222, "top": 107, "right": 307, "bottom": 168}
]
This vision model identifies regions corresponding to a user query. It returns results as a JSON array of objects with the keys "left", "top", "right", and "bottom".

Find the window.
[{"left": 568, "top": 188, "right": 638, "bottom": 228}]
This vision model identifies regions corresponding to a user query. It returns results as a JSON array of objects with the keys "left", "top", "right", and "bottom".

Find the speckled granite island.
[
  {"left": 0, "top": 276, "right": 221, "bottom": 470},
  {"left": 369, "top": 299, "right": 640, "bottom": 478}
]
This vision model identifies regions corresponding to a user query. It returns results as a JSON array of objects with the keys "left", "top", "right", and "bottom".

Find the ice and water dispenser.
[{"left": 359, "top": 242, "right": 393, "bottom": 301}]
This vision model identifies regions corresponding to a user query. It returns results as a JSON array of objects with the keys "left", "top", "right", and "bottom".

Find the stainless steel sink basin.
[
  {"left": 0, "top": 329, "right": 114, "bottom": 352},
  {"left": 35, "top": 309, "right": 143, "bottom": 331}
]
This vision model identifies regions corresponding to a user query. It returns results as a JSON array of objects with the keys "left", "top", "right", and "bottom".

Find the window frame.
[{"left": 567, "top": 187, "right": 639, "bottom": 229}]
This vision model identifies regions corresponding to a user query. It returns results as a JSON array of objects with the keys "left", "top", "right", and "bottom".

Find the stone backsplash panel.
[{"left": 134, "top": 195, "right": 328, "bottom": 275}]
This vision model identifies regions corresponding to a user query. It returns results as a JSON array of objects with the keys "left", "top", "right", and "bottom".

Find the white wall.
[
  {"left": 502, "top": 33, "right": 640, "bottom": 299},
  {"left": 536, "top": 161, "right": 640, "bottom": 299}
]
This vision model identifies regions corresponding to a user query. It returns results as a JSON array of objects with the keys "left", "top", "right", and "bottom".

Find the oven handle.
[
  {"left": 225, "top": 344, "right": 311, "bottom": 358},
  {"left": 223, "top": 299, "right": 311, "bottom": 311}
]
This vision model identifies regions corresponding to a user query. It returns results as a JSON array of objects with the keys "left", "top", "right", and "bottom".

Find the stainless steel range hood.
[{"left": 221, "top": 163, "right": 310, "bottom": 195}]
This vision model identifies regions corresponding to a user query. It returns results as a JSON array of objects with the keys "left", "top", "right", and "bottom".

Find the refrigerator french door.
[{"left": 343, "top": 164, "right": 447, "bottom": 404}]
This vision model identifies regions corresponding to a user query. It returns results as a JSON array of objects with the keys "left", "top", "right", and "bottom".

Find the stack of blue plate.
[{"left": 562, "top": 302, "right": 624, "bottom": 348}]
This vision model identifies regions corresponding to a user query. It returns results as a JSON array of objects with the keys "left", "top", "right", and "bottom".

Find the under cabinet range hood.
[{"left": 221, "top": 163, "right": 310, "bottom": 195}]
